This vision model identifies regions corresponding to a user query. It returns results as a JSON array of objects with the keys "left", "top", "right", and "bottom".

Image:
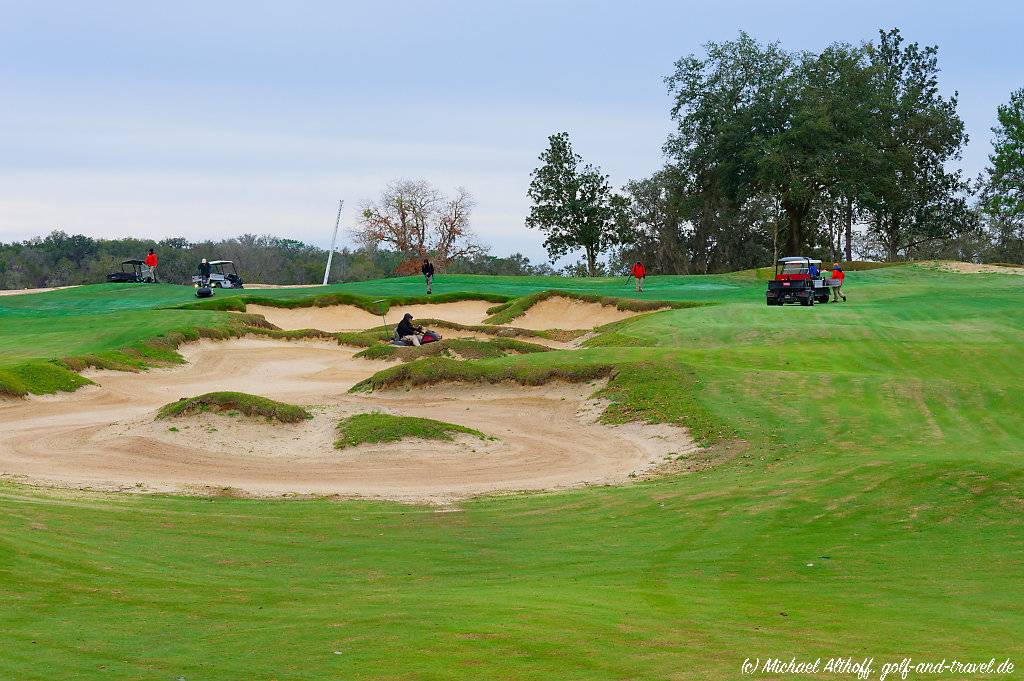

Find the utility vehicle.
[
  {"left": 190, "top": 260, "right": 244, "bottom": 289},
  {"left": 106, "top": 259, "right": 155, "bottom": 284},
  {"left": 766, "top": 257, "right": 836, "bottom": 306}
]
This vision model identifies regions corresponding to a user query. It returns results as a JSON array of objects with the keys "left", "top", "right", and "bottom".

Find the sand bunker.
[
  {"left": 246, "top": 296, "right": 661, "bottom": 334},
  {"left": 247, "top": 300, "right": 495, "bottom": 331},
  {"left": 506, "top": 297, "right": 666, "bottom": 330},
  {"left": 929, "top": 261, "right": 1024, "bottom": 276},
  {"left": 0, "top": 337, "right": 695, "bottom": 502}
]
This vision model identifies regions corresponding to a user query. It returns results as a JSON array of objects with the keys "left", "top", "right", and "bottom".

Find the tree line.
[
  {"left": 0, "top": 231, "right": 555, "bottom": 290},
  {"left": 526, "top": 28, "right": 1024, "bottom": 274}
]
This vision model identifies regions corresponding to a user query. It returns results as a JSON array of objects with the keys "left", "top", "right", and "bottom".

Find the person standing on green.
[{"left": 421, "top": 258, "right": 435, "bottom": 295}]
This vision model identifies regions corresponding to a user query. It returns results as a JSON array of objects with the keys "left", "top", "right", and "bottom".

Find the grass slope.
[
  {"left": 1, "top": 266, "right": 1023, "bottom": 679},
  {"left": 156, "top": 391, "right": 312, "bottom": 423},
  {"left": 334, "top": 412, "right": 489, "bottom": 448}
]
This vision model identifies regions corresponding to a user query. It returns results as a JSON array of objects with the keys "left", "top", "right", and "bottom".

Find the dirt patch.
[
  {"left": 247, "top": 300, "right": 494, "bottom": 331},
  {"left": 505, "top": 297, "right": 667, "bottom": 330},
  {"left": 0, "top": 338, "right": 696, "bottom": 503}
]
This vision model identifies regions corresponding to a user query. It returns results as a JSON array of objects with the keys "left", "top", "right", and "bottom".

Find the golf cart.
[
  {"left": 191, "top": 260, "right": 244, "bottom": 289},
  {"left": 106, "top": 259, "right": 155, "bottom": 283},
  {"left": 766, "top": 257, "right": 835, "bottom": 306}
]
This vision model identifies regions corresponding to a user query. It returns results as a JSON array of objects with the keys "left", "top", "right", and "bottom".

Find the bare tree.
[{"left": 354, "top": 180, "right": 483, "bottom": 270}]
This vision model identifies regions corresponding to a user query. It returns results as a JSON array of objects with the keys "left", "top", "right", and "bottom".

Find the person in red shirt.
[
  {"left": 144, "top": 248, "right": 158, "bottom": 283},
  {"left": 631, "top": 261, "right": 646, "bottom": 292},
  {"left": 830, "top": 263, "right": 846, "bottom": 302}
]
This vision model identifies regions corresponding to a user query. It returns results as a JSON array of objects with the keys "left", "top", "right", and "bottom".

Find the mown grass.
[
  {"left": 334, "top": 412, "right": 489, "bottom": 448},
  {"left": 157, "top": 391, "right": 312, "bottom": 423},
  {"left": 1, "top": 267, "right": 1023, "bottom": 679}
]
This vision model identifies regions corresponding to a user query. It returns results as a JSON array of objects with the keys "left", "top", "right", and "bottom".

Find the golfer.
[
  {"left": 830, "top": 262, "right": 847, "bottom": 302},
  {"left": 631, "top": 261, "right": 646, "bottom": 292},
  {"left": 396, "top": 313, "right": 424, "bottom": 346},
  {"left": 198, "top": 258, "right": 212, "bottom": 282},
  {"left": 144, "top": 248, "right": 158, "bottom": 282},
  {"left": 421, "top": 258, "right": 435, "bottom": 295}
]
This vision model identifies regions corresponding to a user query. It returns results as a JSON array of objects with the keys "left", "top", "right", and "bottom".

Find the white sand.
[{"left": 0, "top": 337, "right": 695, "bottom": 503}]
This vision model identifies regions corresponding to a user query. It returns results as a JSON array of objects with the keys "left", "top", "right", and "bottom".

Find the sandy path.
[
  {"left": 0, "top": 337, "right": 694, "bottom": 502},
  {"left": 507, "top": 297, "right": 665, "bottom": 330},
  {"left": 0, "top": 286, "right": 79, "bottom": 296}
]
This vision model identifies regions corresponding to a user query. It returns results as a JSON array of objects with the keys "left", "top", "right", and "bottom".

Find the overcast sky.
[{"left": 1, "top": 0, "right": 1021, "bottom": 263}]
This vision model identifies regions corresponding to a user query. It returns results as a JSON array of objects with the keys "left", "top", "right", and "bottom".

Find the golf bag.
[
  {"left": 390, "top": 329, "right": 442, "bottom": 346},
  {"left": 195, "top": 277, "right": 213, "bottom": 298}
]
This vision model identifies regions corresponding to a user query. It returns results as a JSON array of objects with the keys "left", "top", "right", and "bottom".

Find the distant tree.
[
  {"left": 354, "top": 180, "right": 482, "bottom": 272},
  {"left": 526, "top": 132, "right": 627, "bottom": 276},
  {"left": 860, "top": 29, "right": 972, "bottom": 261},
  {"left": 978, "top": 87, "right": 1024, "bottom": 262}
]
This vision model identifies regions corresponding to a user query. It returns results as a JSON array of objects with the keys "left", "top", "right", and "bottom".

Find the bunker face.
[
  {"left": 247, "top": 300, "right": 495, "bottom": 331},
  {"left": 506, "top": 298, "right": 664, "bottom": 330},
  {"left": 0, "top": 338, "right": 694, "bottom": 502},
  {"left": 247, "top": 296, "right": 659, "bottom": 333}
]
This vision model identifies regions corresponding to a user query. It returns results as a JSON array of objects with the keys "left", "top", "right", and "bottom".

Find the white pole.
[{"left": 322, "top": 199, "right": 344, "bottom": 285}]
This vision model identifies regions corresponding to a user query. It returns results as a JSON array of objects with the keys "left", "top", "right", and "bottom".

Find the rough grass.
[
  {"left": 157, "top": 391, "right": 312, "bottom": 423},
  {"left": 483, "top": 290, "right": 703, "bottom": 324},
  {"left": 334, "top": 412, "right": 489, "bottom": 448},
  {"left": 351, "top": 356, "right": 615, "bottom": 392},
  {"left": 413, "top": 319, "right": 587, "bottom": 343},
  {"left": 354, "top": 337, "right": 551, "bottom": 363}
]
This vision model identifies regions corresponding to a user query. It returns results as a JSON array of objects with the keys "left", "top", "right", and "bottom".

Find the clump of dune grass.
[
  {"left": 157, "top": 392, "right": 312, "bottom": 423},
  {"left": 354, "top": 337, "right": 550, "bottom": 363},
  {"left": 334, "top": 412, "right": 489, "bottom": 449},
  {"left": 351, "top": 356, "right": 615, "bottom": 392}
]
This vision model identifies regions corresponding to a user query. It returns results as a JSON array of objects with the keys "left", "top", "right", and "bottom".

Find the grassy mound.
[
  {"left": 354, "top": 337, "right": 551, "bottom": 363},
  {"left": 157, "top": 392, "right": 312, "bottom": 423},
  {"left": 334, "top": 412, "right": 489, "bottom": 448},
  {"left": 352, "top": 355, "right": 615, "bottom": 392},
  {"left": 483, "top": 290, "right": 703, "bottom": 325},
  {"left": 412, "top": 319, "right": 587, "bottom": 343}
]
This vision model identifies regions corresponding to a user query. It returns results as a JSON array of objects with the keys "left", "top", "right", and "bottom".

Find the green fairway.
[{"left": 1, "top": 266, "right": 1022, "bottom": 679}]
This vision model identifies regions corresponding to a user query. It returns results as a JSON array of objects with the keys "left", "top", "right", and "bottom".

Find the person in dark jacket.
[
  {"left": 395, "top": 313, "right": 424, "bottom": 346},
  {"left": 198, "top": 258, "right": 212, "bottom": 282},
  {"left": 421, "top": 259, "right": 435, "bottom": 294}
]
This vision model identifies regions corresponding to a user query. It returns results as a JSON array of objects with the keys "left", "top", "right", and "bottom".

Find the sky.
[{"left": 1, "top": 0, "right": 1021, "bottom": 263}]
